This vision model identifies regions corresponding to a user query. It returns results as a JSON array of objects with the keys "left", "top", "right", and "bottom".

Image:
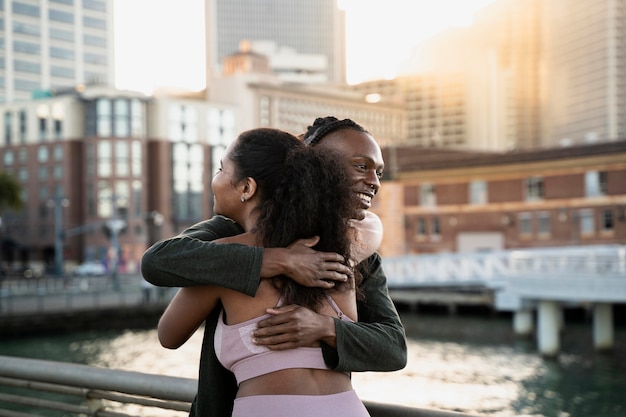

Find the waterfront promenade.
[{"left": 0, "top": 273, "right": 173, "bottom": 337}]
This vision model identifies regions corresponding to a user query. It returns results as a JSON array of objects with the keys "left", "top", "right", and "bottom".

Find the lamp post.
[
  {"left": 0, "top": 216, "right": 4, "bottom": 278},
  {"left": 47, "top": 196, "right": 69, "bottom": 278},
  {"left": 106, "top": 217, "right": 126, "bottom": 292}
]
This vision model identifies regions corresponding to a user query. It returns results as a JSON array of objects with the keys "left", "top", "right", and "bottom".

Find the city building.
[
  {"left": 0, "top": 0, "right": 115, "bottom": 103},
  {"left": 373, "top": 141, "right": 626, "bottom": 257},
  {"left": 209, "top": 67, "right": 406, "bottom": 146},
  {"left": 350, "top": 72, "right": 517, "bottom": 152},
  {"left": 204, "top": 0, "right": 346, "bottom": 85},
  {"left": 539, "top": 0, "right": 626, "bottom": 146},
  {"left": 0, "top": 85, "right": 236, "bottom": 275}
]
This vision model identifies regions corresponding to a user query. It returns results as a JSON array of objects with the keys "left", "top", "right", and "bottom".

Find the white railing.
[
  {"left": 383, "top": 245, "right": 626, "bottom": 288},
  {"left": 382, "top": 245, "right": 626, "bottom": 310},
  {"left": 0, "top": 355, "right": 474, "bottom": 417}
]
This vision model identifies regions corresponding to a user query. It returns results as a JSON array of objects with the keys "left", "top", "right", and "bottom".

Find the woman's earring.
[{"left": 241, "top": 197, "right": 246, "bottom": 202}]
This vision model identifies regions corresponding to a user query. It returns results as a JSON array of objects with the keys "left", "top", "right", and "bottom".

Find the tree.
[{"left": 0, "top": 171, "right": 23, "bottom": 211}]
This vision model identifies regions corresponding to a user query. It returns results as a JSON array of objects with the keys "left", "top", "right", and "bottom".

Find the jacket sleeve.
[
  {"left": 321, "top": 253, "right": 407, "bottom": 372},
  {"left": 141, "top": 216, "right": 264, "bottom": 296}
]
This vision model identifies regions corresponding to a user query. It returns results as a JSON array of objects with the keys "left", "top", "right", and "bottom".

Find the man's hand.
[
  {"left": 253, "top": 305, "right": 337, "bottom": 350},
  {"left": 262, "top": 237, "right": 351, "bottom": 288}
]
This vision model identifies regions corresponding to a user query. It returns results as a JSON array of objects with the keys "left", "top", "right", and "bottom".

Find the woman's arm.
[
  {"left": 158, "top": 286, "right": 221, "bottom": 349},
  {"left": 141, "top": 216, "right": 263, "bottom": 295}
]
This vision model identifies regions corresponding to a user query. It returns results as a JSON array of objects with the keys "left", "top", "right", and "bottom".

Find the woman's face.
[
  {"left": 211, "top": 142, "right": 243, "bottom": 222},
  {"left": 314, "top": 130, "right": 384, "bottom": 212}
]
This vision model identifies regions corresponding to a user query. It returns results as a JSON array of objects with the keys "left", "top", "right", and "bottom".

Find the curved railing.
[{"left": 0, "top": 355, "right": 475, "bottom": 417}]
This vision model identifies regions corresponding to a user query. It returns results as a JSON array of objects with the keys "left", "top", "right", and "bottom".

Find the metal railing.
[{"left": 0, "top": 355, "right": 475, "bottom": 417}]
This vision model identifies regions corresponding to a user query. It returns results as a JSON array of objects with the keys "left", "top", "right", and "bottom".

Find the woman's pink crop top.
[{"left": 214, "top": 296, "right": 354, "bottom": 385}]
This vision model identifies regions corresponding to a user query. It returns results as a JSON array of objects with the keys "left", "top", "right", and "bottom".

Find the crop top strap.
[{"left": 324, "top": 295, "right": 353, "bottom": 322}]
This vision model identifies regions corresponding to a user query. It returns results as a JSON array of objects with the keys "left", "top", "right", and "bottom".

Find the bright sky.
[{"left": 114, "top": 0, "right": 496, "bottom": 94}]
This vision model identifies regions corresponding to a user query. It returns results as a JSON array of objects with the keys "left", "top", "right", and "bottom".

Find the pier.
[{"left": 383, "top": 244, "right": 626, "bottom": 356}]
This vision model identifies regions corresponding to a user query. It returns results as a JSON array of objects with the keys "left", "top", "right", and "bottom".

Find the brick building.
[{"left": 373, "top": 141, "right": 626, "bottom": 256}]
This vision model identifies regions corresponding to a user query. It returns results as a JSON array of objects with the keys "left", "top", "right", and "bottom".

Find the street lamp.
[
  {"left": 106, "top": 217, "right": 126, "bottom": 292},
  {"left": 47, "top": 196, "right": 70, "bottom": 278}
]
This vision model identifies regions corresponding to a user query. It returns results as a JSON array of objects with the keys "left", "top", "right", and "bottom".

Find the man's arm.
[
  {"left": 253, "top": 252, "right": 407, "bottom": 372},
  {"left": 141, "top": 216, "right": 263, "bottom": 296},
  {"left": 141, "top": 216, "right": 351, "bottom": 294},
  {"left": 322, "top": 253, "right": 407, "bottom": 372}
]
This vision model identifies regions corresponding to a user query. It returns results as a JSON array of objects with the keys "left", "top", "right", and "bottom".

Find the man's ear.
[{"left": 240, "top": 177, "right": 258, "bottom": 201}]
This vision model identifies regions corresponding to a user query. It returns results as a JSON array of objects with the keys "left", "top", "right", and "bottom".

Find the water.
[{"left": 1, "top": 310, "right": 625, "bottom": 417}]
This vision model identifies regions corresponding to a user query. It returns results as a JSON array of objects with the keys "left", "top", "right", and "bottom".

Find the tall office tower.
[
  {"left": 0, "top": 0, "right": 114, "bottom": 103},
  {"left": 540, "top": 0, "right": 626, "bottom": 146},
  {"left": 204, "top": 0, "right": 346, "bottom": 84},
  {"left": 472, "top": 0, "right": 542, "bottom": 150}
]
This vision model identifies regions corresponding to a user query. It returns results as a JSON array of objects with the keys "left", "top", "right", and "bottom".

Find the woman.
[{"left": 158, "top": 127, "right": 374, "bottom": 416}]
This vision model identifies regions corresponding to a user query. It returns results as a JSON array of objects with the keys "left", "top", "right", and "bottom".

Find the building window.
[
  {"left": 97, "top": 98, "right": 112, "bottom": 137},
  {"left": 38, "top": 116, "right": 47, "bottom": 141},
  {"left": 97, "top": 140, "right": 112, "bottom": 177},
  {"left": 115, "top": 141, "right": 129, "bottom": 176},
  {"left": 601, "top": 209, "right": 614, "bottom": 232},
  {"left": 98, "top": 180, "right": 113, "bottom": 218},
  {"left": 114, "top": 99, "right": 130, "bottom": 137},
  {"left": 537, "top": 212, "right": 551, "bottom": 236},
  {"left": 19, "top": 110, "right": 27, "bottom": 142},
  {"left": 416, "top": 217, "right": 426, "bottom": 237},
  {"left": 525, "top": 177, "right": 543, "bottom": 201},
  {"left": 469, "top": 180, "right": 487, "bottom": 205},
  {"left": 518, "top": 212, "right": 532, "bottom": 235},
  {"left": 115, "top": 181, "right": 130, "bottom": 217},
  {"left": 38, "top": 166, "right": 48, "bottom": 181},
  {"left": 3, "top": 150, "right": 14, "bottom": 166},
  {"left": 420, "top": 183, "right": 436, "bottom": 206},
  {"left": 130, "top": 99, "right": 144, "bottom": 137},
  {"left": 4, "top": 111, "right": 12, "bottom": 145},
  {"left": 38, "top": 146, "right": 49, "bottom": 162},
  {"left": 172, "top": 142, "right": 203, "bottom": 221},
  {"left": 432, "top": 217, "right": 441, "bottom": 237},
  {"left": 169, "top": 105, "right": 199, "bottom": 143},
  {"left": 579, "top": 209, "right": 595, "bottom": 235},
  {"left": 132, "top": 180, "right": 142, "bottom": 216},
  {"left": 585, "top": 171, "right": 607, "bottom": 197},
  {"left": 131, "top": 141, "right": 142, "bottom": 177},
  {"left": 53, "top": 165, "right": 63, "bottom": 180}
]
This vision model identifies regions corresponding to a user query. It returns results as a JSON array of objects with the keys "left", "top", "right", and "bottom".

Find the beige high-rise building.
[
  {"left": 0, "top": 0, "right": 115, "bottom": 104},
  {"left": 540, "top": 0, "right": 626, "bottom": 146}
]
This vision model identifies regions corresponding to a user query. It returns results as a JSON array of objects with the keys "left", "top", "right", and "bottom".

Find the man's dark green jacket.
[{"left": 142, "top": 215, "right": 407, "bottom": 417}]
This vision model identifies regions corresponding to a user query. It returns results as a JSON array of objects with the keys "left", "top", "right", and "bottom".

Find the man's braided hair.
[{"left": 303, "top": 116, "right": 369, "bottom": 146}]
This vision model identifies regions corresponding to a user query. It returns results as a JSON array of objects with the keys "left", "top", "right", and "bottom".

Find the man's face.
[{"left": 314, "top": 130, "right": 384, "bottom": 214}]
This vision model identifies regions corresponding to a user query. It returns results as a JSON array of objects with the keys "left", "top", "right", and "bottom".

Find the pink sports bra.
[{"left": 214, "top": 295, "right": 354, "bottom": 385}]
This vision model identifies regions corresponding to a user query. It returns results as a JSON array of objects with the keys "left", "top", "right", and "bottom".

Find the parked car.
[{"left": 74, "top": 262, "right": 107, "bottom": 277}]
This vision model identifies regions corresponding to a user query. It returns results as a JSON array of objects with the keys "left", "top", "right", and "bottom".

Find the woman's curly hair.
[{"left": 229, "top": 128, "right": 360, "bottom": 309}]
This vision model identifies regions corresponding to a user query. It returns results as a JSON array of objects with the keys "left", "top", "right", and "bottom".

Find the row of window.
[
  {"left": 418, "top": 171, "right": 609, "bottom": 206},
  {"left": 2, "top": 143, "right": 64, "bottom": 165},
  {"left": 13, "top": 35, "right": 107, "bottom": 60},
  {"left": 12, "top": 2, "right": 107, "bottom": 27},
  {"left": 3, "top": 106, "right": 64, "bottom": 145},
  {"left": 412, "top": 208, "right": 619, "bottom": 239},
  {"left": 517, "top": 208, "right": 616, "bottom": 236}
]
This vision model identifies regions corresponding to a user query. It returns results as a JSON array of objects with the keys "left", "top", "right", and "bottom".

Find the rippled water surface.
[{"left": 1, "top": 311, "right": 625, "bottom": 417}]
